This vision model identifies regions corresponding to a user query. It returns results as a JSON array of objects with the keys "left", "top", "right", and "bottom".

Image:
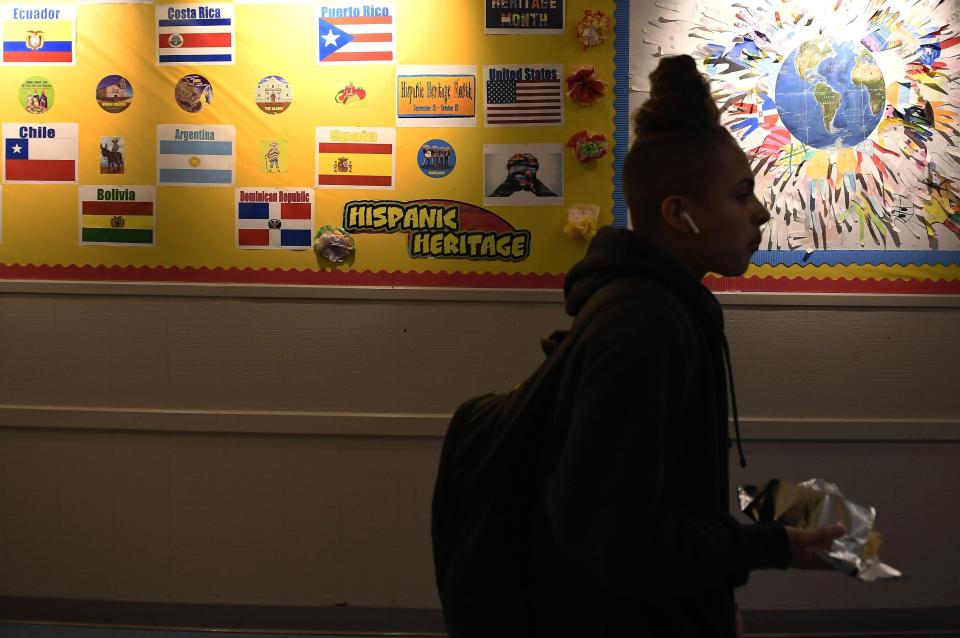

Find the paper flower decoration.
[
  {"left": 575, "top": 10, "right": 612, "bottom": 49},
  {"left": 313, "top": 225, "right": 355, "bottom": 263},
  {"left": 567, "top": 130, "right": 608, "bottom": 163},
  {"left": 566, "top": 66, "right": 607, "bottom": 106},
  {"left": 564, "top": 204, "right": 601, "bottom": 242}
]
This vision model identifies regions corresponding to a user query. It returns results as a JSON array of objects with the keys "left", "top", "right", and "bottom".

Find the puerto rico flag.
[
  {"left": 1, "top": 4, "right": 76, "bottom": 64},
  {"left": 317, "top": 1, "right": 394, "bottom": 64},
  {"left": 3, "top": 122, "right": 77, "bottom": 184},
  {"left": 236, "top": 188, "right": 313, "bottom": 249},
  {"left": 157, "top": 3, "right": 234, "bottom": 65}
]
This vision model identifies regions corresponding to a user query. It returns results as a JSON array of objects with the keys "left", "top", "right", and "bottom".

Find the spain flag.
[
  {"left": 316, "top": 126, "right": 395, "bottom": 189},
  {"left": 1, "top": 5, "right": 75, "bottom": 64}
]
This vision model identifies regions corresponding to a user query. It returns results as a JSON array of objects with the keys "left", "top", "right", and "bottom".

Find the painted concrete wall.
[{"left": 0, "top": 285, "right": 957, "bottom": 611}]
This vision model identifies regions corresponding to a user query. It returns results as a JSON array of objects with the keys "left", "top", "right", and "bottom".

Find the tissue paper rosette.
[
  {"left": 567, "top": 130, "right": 608, "bottom": 163},
  {"left": 313, "top": 225, "right": 355, "bottom": 263},
  {"left": 739, "top": 478, "right": 902, "bottom": 582},
  {"left": 565, "top": 66, "right": 607, "bottom": 106},
  {"left": 575, "top": 9, "right": 612, "bottom": 49},
  {"left": 564, "top": 204, "right": 601, "bottom": 242}
]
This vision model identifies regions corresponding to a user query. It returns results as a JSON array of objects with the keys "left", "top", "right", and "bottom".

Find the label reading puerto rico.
[
  {"left": 317, "top": 1, "right": 395, "bottom": 64},
  {"left": 157, "top": 4, "right": 234, "bottom": 65},
  {"left": 417, "top": 139, "right": 456, "bottom": 178}
]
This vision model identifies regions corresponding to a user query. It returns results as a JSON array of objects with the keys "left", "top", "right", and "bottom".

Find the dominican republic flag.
[
  {"left": 3, "top": 122, "right": 77, "bottom": 183},
  {"left": 1, "top": 4, "right": 76, "bottom": 64},
  {"left": 157, "top": 3, "right": 233, "bottom": 65},
  {"left": 317, "top": 1, "right": 394, "bottom": 64},
  {"left": 236, "top": 188, "right": 313, "bottom": 249},
  {"left": 158, "top": 124, "right": 234, "bottom": 186}
]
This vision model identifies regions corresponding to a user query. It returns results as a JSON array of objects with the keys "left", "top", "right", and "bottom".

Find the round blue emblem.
[{"left": 417, "top": 139, "right": 456, "bottom": 178}]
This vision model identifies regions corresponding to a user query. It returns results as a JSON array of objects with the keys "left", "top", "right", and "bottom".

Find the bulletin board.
[
  {"left": 0, "top": 0, "right": 621, "bottom": 288},
  {"left": 632, "top": 0, "right": 960, "bottom": 294}
]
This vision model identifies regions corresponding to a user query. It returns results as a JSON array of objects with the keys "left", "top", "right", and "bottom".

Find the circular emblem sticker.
[
  {"left": 175, "top": 74, "right": 213, "bottom": 113},
  {"left": 256, "top": 75, "right": 292, "bottom": 114},
  {"left": 417, "top": 139, "right": 456, "bottom": 178},
  {"left": 96, "top": 75, "right": 134, "bottom": 114},
  {"left": 19, "top": 76, "right": 54, "bottom": 114}
]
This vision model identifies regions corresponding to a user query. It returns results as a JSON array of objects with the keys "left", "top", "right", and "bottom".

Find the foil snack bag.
[{"left": 738, "top": 478, "right": 902, "bottom": 582}]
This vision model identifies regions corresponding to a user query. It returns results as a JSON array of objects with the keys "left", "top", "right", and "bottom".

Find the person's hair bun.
[{"left": 633, "top": 54, "right": 721, "bottom": 138}]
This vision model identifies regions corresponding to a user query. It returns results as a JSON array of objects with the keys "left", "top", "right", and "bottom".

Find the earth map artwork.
[{"left": 640, "top": 0, "right": 960, "bottom": 252}]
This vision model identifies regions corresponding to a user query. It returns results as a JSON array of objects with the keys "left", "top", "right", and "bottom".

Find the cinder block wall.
[{"left": 0, "top": 284, "right": 957, "bottom": 610}]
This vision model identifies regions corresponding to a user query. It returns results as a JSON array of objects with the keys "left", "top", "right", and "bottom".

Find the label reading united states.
[
  {"left": 1, "top": 5, "right": 76, "bottom": 65},
  {"left": 3, "top": 123, "right": 77, "bottom": 184},
  {"left": 317, "top": 0, "right": 394, "bottom": 64},
  {"left": 484, "top": 64, "right": 564, "bottom": 128},
  {"left": 79, "top": 185, "right": 156, "bottom": 246},
  {"left": 236, "top": 188, "right": 313, "bottom": 249},
  {"left": 158, "top": 124, "right": 235, "bottom": 186},
  {"left": 157, "top": 3, "right": 234, "bottom": 65}
]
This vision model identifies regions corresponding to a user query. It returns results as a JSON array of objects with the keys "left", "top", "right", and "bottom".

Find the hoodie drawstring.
[{"left": 721, "top": 335, "right": 747, "bottom": 469}]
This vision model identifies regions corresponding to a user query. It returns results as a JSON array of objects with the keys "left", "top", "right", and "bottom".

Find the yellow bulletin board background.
[{"left": 0, "top": 0, "right": 618, "bottom": 287}]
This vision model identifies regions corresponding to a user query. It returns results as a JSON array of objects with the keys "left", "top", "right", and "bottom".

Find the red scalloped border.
[{"left": 0, "top": 264, "right": 957, "bottom": 294}]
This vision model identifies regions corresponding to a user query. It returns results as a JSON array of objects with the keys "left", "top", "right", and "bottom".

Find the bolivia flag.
[
  {"left": 2, "top": 5, "right": 75, "bottom": 64},
  {"left": 316, "top": 126, "right": 395, "bottom": 189},
  {"left": 236, "top": 188, "right": 313, "bottom": 249},
  {"left": 79, "top": 186, "right": 156, "bottom": 246},
  {"left": 3, "top": 123, "right": 77, "bottom": 183}
]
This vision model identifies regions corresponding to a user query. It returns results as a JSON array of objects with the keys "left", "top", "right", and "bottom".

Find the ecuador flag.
[
  {"left": 2, "top": 5, "right": 75, "bottom": 64},
  {"left": 79, "top": 186, "right": 156, "bottom": 246},
  {"left": 316, "top": 126, "right": 395, "bottom": 189}
]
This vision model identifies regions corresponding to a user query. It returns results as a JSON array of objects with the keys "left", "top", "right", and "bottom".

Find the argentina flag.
[{"left": 157, "top": 124, "right": 234, "bottom": 186}]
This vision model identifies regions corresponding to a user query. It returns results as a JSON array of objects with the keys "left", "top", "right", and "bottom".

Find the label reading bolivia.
[
  {"left": 316, "top": 126, "right": 395, "bottom": 189},
  {"left": 157, "top": 3, "right": 234, "bottom": 65},
  {"left": 1, "top": 5, "right": 76, "bottom": 65},
  {"left": 157, "top": 124, "right": 235, "bottom": 186},
  {"left": 79, "top": 185, "right": 156, "bottom": 246}
]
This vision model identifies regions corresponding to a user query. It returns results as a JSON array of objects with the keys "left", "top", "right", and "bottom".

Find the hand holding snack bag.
[{"left": 739, "top": 478, "right": 903, "bottom": 581}]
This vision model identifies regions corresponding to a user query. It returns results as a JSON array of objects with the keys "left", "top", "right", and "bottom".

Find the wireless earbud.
[{"left": 679, "top": 211, "right": 701, "bottom": 235}]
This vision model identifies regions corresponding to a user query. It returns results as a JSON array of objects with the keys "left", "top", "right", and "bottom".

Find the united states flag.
[{"left": 485, "top": 76, "right": 563, "bottom": 127}]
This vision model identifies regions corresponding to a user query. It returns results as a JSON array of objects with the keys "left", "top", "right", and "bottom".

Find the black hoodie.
[{"left": 534, "top": 227, "right": 789, "bottom": 637}]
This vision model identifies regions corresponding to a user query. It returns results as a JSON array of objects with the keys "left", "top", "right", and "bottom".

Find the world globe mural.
[{"left": 775, "top": 39, "right": 886, "bottom": 150}]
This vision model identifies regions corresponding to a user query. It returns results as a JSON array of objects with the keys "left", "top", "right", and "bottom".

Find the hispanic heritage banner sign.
[
  {"left": 79, "top": 185, "right": 156, "bottom": 246},
  {"left": 485, "top": 0, "right": 563, "bottom": 34},
  {"left": 156, "top": 3, "right": 234, "bottom": 65},
  {"left": 316, "top": 126, "right": 395, "bottom": 189},
  {"left": 316, "top": 0, "right": 394, "bottom": 64},
  {"left": 1, "top": 4, "right": 76, "bottom": 64},
  {"left": 157, "top": 124, "right": 235, "bottom": 186},
  {"left": 235, "top": 188, "right": 314, "bottom": 249},
  {"left": 3, "top": 122, "right": 77, "bottom": 184}
]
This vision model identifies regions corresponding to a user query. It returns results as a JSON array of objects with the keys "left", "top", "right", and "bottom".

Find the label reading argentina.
[
  {"left": 1, "top": 5, "right": 76, "bottom": 65},
  {"left": 157, "top": 124, "right": 235, "bottom": 186},
  {"left": 3, "top": 122, "right": 77, "bottom": 184},
  {"left": 157, "top": 3, "right": 234, "bottom": 65},
  {"left": 79, "top": 185, "right": 156, "bottom": 246}
]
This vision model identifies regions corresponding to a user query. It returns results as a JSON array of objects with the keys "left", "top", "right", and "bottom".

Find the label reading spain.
[
  {"left": 485, "top": 0, "right": 564, "bottom": 34},
  {"left": 396, "top": 65, "right": 477, "bottom": 128},
  {"left": 79, "top": 185, "right": 156, "bottom": 246},
  {"left": 342, "top": 199, "right": 531, "bottom": 261}
]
